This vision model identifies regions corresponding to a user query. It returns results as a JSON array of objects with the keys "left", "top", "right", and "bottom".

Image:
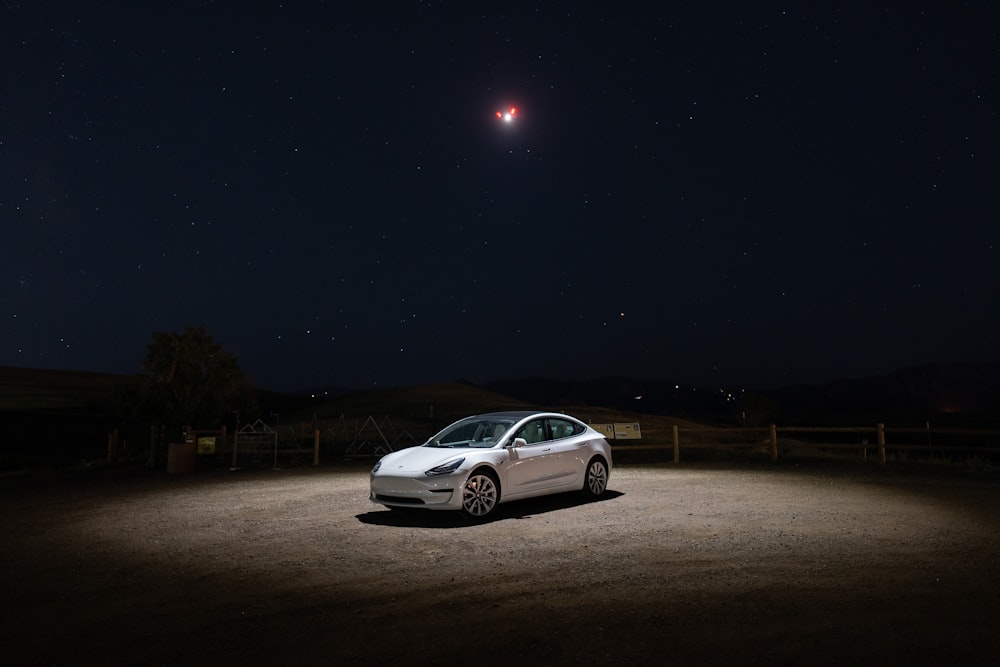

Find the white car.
[{"left": 370, "top": 411, "right": 612, "bottom": 519}]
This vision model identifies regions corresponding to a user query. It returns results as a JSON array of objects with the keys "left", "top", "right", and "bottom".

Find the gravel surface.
[{"left": 2, "top": 460, "right": 999, "bottom": 665}]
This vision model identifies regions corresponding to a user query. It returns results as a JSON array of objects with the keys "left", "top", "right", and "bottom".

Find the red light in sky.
[{"left": 496, "top": 106, "right": 518, "bottom": 122}]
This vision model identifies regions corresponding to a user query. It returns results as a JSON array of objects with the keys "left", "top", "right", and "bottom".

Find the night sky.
[{"left": 3, "top": 2, "right": 997, "bottom": 393}]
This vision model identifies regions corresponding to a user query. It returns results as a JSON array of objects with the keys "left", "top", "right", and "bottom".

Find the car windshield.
[{"left": 426, "top": 417, "right": 517, "bottom": 449}]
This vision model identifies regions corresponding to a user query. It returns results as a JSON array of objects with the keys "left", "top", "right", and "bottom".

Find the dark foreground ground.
[{"left": 2, "top": 459, "right": 999, "bottom": 666}]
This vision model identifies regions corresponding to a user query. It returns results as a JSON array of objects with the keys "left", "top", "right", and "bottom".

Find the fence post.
[
  {"left": 107, "top": 428, "right": 119, "bottom": 464},
  {"left": 672, "top": 424, "right": 680, "bottom": 463},
  {"left": 769, "top": 424, "right": 778, "bottom": 461},
  {"left": 877, "top": 423, "right": 886, "bottom": 464},
  {"left": 148, "top": 425, "right": 157, "bottom": 468},
  {"left": 313, "top": 429, "right": 321, "bottom": 466}
]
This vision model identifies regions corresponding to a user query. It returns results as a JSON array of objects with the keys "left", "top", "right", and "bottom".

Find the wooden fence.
[
  {"left": 124, "top": 414, "right": 415, "bottom": 468},
  {"left": 228, "top": 428, "right": 321, "bottom": 467},
  {"left": 119, "top": 420, "right": 1000, "bottom": 468},
  {"left": 615, "top": 423, "right": 1000, "bottom": 464}
]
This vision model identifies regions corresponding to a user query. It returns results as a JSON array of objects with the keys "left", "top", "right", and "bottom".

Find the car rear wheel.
[
  {"left": 582, "top": 458, "right": 609, "bottom": 497},
  {"left": 461, "top": 470, "right": 499, "bottom": 518}
]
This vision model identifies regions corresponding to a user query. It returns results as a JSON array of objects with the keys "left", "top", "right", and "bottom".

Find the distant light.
[{"left": 496, "top": 106, "right": 518, "bottom": 123}]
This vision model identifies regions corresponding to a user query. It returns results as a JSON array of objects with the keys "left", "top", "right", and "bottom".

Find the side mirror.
[{"left": 509, "top": 437, "right": 527, "bottom": 449}]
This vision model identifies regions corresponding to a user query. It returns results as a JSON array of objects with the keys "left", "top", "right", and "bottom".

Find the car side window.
[
  {"left": 548, "top": 418, "right": 581, "bottom": 440},
  {"left": 514, "top": 419, "right": 547, "bottom": 445}
]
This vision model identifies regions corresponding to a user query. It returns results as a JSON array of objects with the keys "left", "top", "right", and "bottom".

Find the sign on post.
[
  {"left": 591, "top": 423, "right": 641, "bottom": 440},
  {"left": 613, "top": 423, "right": 642, "bottom": 440},
  {"left": 196, "top": 436, "right": 216, "bottom": 455}
]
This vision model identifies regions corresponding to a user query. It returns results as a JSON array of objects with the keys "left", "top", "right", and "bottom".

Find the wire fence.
[
  {"left": 613, "top": 423, "right": 1000, "bottom": 464},
  {"left": 108, "top": 417, "right": 1000, "bottom": 470}
]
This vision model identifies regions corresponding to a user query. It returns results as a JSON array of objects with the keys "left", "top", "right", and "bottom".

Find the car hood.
[{"left": 378, "top": 445, "right": 472, "bottom": 472}]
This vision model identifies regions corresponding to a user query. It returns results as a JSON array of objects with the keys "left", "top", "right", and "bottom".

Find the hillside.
[
  {"left": 4, "top": 361, "right": 999, "bottom": 469},
  {"left": 763, "top": 362, "right": 1000, "bottom": 425},
  {"left": 274, "top": 382, "right": 711, "bottom": 455},
  {"left": 0, "top": 366, "right": 124, "bottom": 412},
  {"left": 0, "top": 367, "right": 127, "bottom": 468},
  {"left": 483, "top": 363, "right": 1000, "bottom": 426}
]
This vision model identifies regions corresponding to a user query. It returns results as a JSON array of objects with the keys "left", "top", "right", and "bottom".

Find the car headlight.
[
  {"left": 372, "top": 459, "right": 383, "bottom": 474},
  {"left": 425, "top": 457, "right": 465, "bottom": 476}
]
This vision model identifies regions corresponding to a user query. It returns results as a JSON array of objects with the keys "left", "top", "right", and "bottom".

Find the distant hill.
[
  {"left": 278, "top": 381, "right": 705, "bottom": 453},
  {"left": 0, "top": 366, "right": 125, "bottom": 412},
  {"left": 0, "top": 366, "right": 128, "bottom": 468},
  {"left": 762, "top": 362, "right": 1000, "bottom": 425},
  {"left": 313, "top": 382, "right": 532, "bottom": 420},
  {"left": 4, "top": 361, "right": 998, "bottom": 469},
  {"left": 6, "top": 362, "right": 999, "bottom": 425},
  {"left": 481, "top": 376, "right": 741, "bottom": 421},
  {"left": 482, "top": 363, "right": 1000, "bottom": 426}
]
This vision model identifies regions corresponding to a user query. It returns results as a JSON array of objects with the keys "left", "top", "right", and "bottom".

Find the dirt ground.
[{"left": 2, "top": 458, "right": 999, "bottom": 666}]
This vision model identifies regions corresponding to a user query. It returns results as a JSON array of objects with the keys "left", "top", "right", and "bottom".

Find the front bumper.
[{"left": 370, "top": 473, "right": 463, "bottom": 509}]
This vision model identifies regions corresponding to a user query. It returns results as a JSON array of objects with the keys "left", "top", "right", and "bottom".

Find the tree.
[{"left": 136, "top": 325, "right": 256, "bottom": 431}]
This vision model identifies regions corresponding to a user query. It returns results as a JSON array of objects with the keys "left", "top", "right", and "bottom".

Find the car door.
[
  {"left": 544, "top": 417, "right": 589, "bottom": 483},
  {"left": 504, "top": 418, "right": 564, "bottom": 496}
]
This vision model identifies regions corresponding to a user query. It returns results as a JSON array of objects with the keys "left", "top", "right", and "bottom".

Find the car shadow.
[{"left": 355, "top": 489, "right": 624, "bottom": 528}]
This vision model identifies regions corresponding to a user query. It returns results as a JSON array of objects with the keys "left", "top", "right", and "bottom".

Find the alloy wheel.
[{"left": 462, "top": 473, "right": 498, "bottom": 517}]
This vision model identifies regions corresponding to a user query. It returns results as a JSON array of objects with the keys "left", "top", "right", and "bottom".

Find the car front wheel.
[
  {"left": 461, "top": 470, "right": 499, "bottom": 518},
  {"left": 582, "top": 458, "right": 609, "bottom": 497}
]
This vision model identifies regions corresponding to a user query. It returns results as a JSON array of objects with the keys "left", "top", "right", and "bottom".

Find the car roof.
[{"left": 468, "top": 411, "right": 575, "bottom": 420}]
